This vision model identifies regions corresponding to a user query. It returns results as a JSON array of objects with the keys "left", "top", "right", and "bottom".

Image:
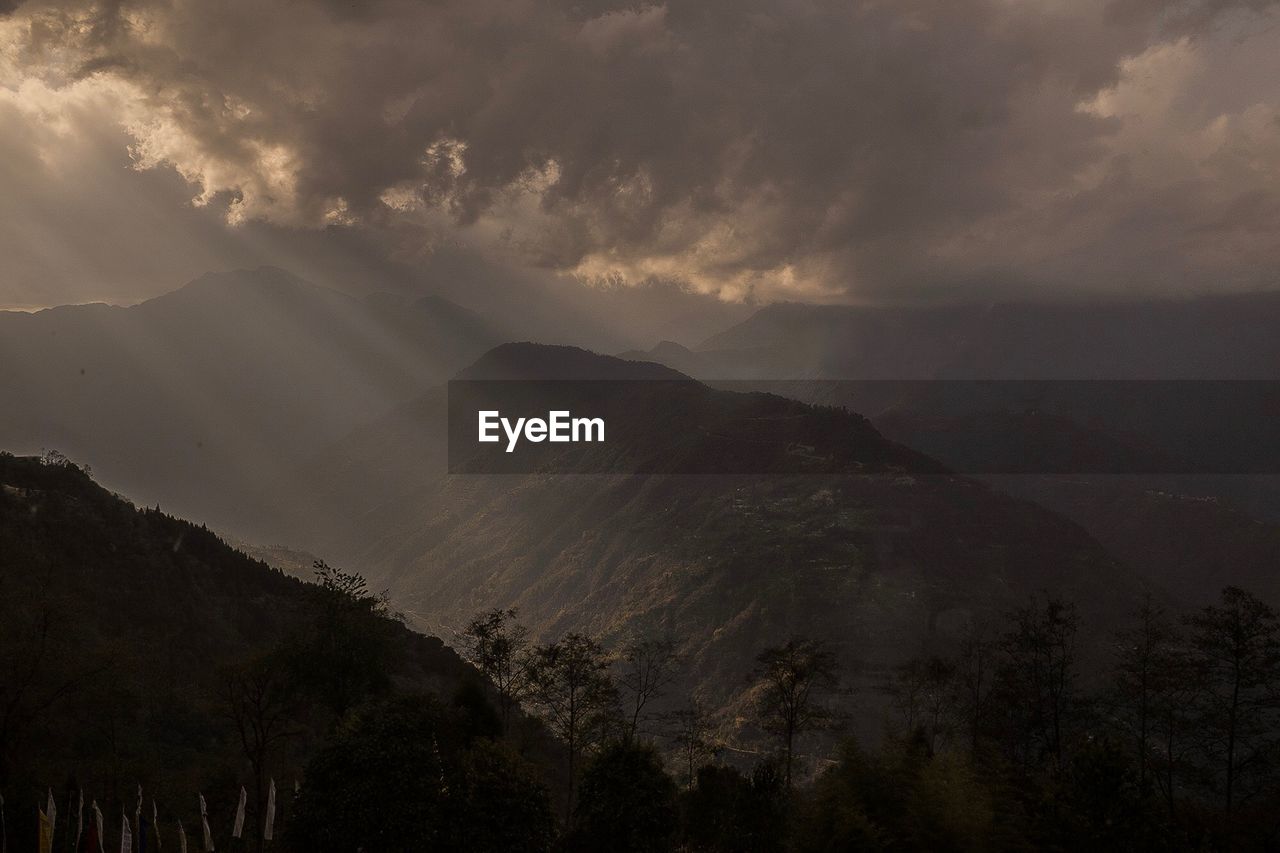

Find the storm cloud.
[{"left": 2, "top": 0, "right": 1279, "bottom": 305}]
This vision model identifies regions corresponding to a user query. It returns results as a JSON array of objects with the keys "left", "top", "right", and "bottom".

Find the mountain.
[
  {"left": 0, "top": 450, "right": 490, "bottom": 803},
  {"left": 410, "top": 255, "right": 757, "bottom": 354},
  {"left": 283, "top": 344, "right": 1156, "bottom": 753},
  {"left": 626, "top": 296, "right": 1280, "bottom": 601},
  {"left": 0, "top": 267, "right": 502, "bottom": 535},
  {"left": 981, "top": 475, "right": 1280, "bottom": 605},
  {"left": 684, "top": 292, "right": 1280, "bottom": 380}
]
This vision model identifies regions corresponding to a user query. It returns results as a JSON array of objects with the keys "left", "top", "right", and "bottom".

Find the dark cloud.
[{"left": 3, "top": 0, "right": 1279, "bottom": 304}]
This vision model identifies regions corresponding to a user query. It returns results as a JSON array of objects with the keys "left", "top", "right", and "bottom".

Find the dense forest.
[{"left": 5, "top": 452, "right": 1280, "bottom": 851}]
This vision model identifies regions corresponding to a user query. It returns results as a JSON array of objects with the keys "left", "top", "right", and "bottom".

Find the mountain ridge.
[
  {"left": 279, "top": 343, "right": 1154, "bottom": 751},
  {"left": 684, "top": 291, "right": 1280, "bottom": 379}
]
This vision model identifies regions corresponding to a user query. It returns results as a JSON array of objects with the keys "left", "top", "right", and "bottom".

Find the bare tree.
[
  {"left": 525, "top": 633, "right": 619, "bottom": 819},
  {"left": 617, "top": 637, "right": 679, "bottom": 742},
  {"left": 460, "top": 608, "right": 531, "bottom": 735},
  {"left": 1185, "top": 586, "right": 1280, "bottom": 816},
  {"left": 751, "top": 637, "right": 840, "bottom": 790},
  {"left": 1104, "top": 593, "right": 1199, "bottom": 827},
  {"left": 998, "top": 594, "right": 1079, "bottom": 770},
  {"left": 954, "top": 625, "right": 996, "bottom": 754},
  {"left": 222, "top": 652, "right": 301, "bottom": 853},
  {"left": 668, "top": 700, "right": 719, "bottom": 789},
  {"left": 889, "top": 656, "right": 955, "bottom": 754}
]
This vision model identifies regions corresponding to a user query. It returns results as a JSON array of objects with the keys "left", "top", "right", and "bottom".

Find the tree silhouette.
[
  {"left": 460, "top": 608, "right": 532, "bottom": 736},
  {"left": 1185, "top": 586, "right": 1280, "bottom": 817},
  {"left": 617, "top": 637, "right": 679, "bottom": 743},
  {"left": 568, "top": 742, "right": 676, "bottom": 852},
  {"left": 221, "top": 651, "right": 301, "bottom": 853},
  {"left": 954, "top": 625, "right": 996, "bottom": 754},
  {"left": 525, "top": 633, "right": 619, "bottom": 819},
  {"left": 751, "top": 638, "right": 839, "bottom": 790},
  {"left": 1108, "top": 592, "right": 1197, "bottom": 823},
  {"left": 669, "top": 701, "right": 720, "bottom": 790},
  {"left": 996, "top": 594, "right": 1079, "bottom": 770},
  {"left": 294, "top": 560, "right": 397, "bottom": 722},
  {"left": 889, "top": 656, "right": 955, "bottom": 754}
]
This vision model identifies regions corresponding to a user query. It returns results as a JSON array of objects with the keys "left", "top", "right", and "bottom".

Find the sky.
[{"left": 2, "top": 0, "right": 1280, "bottom": 309}]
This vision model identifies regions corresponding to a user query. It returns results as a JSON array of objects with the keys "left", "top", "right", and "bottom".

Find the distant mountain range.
[
  {"left": 283, "top": 343, "right": 1163, "bottom": 748},
  {"left": 0, "top": 266, "right": 501, "bottom": 533},
  {"left": 8, "top": 271, "right": 1280, "bottom": 754},
  {"left": 620, "top": 296, "right": 1280, "bottom": 605},
  {"left": 622, "top": 291, "right": 1280, "bottom": 379}
]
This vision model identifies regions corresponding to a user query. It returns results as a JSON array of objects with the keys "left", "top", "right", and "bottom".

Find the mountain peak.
[
  {"left": 457, "top": 342, "right": 692, "bottom": 381},
  {"left": 650, "top": 340, "right": 693, "bottom": 358},
  {"left": 185, "top": 265, "right": 314, "bottom": 291},
  {"left": 144, "top": 265, "right": 342, "bottom": 310}
]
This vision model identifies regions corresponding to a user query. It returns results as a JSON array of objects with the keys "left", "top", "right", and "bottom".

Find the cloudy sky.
[{"left": 2, "top": 0, "right": 1279, "bottom": 309}]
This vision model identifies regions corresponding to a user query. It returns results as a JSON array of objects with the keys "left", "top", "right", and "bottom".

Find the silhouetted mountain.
[
  {"left": 447, "top": 345, "right": 944, "bottom": 476},
  {"left": 461, "top": 342, "right": 690, "bottom": 381},
  {"left": 284, "top": 344, "right": 1155, "bottom": 750},
  {"left": 0, "top": 267, "right": 502, "bottom": 534},
  {"left": 615, "top": 341, "right": 705, "bottom": 376},
  {"left": 0, "top": 451, "right": 488, "bottom": 799}
]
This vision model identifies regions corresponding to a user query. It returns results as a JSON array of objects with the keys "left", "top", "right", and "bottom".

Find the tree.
[
  {"left": 292, "top": 560, "right": 397, "bottom": 722},
  {"left": 889, "top": 656, "right": 955, "bottom": 754},
  {"left": 669, "top": 700, "right": 720, "bottom": 790},
  {"left": 996, "top": 594, "right": 1079, "bottom": 770},
  {"left": 568, "top": 742, "right": 677, "bottom": 852},
  {"left": 457, "top": 740, "right": 556, "bottom": 853},
  {"left": 617, "top": 637, "right": 679, "bottom": 743},
  {"left": 524, "top": 633, "right": 619, "bottom": 819},
  {"left": 751, "top": 637, "right": 840, "bottom": 790},
  {"left": 287, "top": 696, "right": 454, "bottom": 851},
  {"left": 460, "top": 608, "right": 531, "bottom": 736},
  {"left": 954, "top": 626, "right": 996, "bottom": 755},
  {"left": 452, "top": 679, "right": 503, "bottom": 744},
  {"left": 1185, "top": 586, "right": 1280, "bottom": 816},
  {"left": 221, "top": 651, "right": 301, "bottom": 853},
  {"left": 1108, "top": 592, "right": 1196, "bottom": 823},
  {"left": 287, "top": 694, "right": 554, "bottom": 852},
  {"left": 681, "top": 763, "right": 788, "bottom": 853},
  {"left": 1057, "top": 734, "right": 1148, "bottom": 852}
]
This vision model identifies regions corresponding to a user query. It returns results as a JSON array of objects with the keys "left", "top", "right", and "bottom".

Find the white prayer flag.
[
  {"left": 263, "top": 779, "right": 276, "bottom": 842},
  {"left": 177, "top": 821, "right": 188, "bottom": 853},
  {"left": 120, "top": 816, "right": 132, "bottom": 853},
  {"left": 198, "top": 794, "right": 214, "bottom": 853},
  {"left": 230, "top": 788, "right": 246, "bottom": 840},
  {"left": 93, "top": 801, "right": 105, "bottom": 853}
]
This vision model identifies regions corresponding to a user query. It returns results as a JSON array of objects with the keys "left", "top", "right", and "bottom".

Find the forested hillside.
[
  {"left": 6, "top": 448, "right": 1280, "bottom": 850},
  {"left": 0, "top": 451, "right": 556, "bottom": 851}
]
